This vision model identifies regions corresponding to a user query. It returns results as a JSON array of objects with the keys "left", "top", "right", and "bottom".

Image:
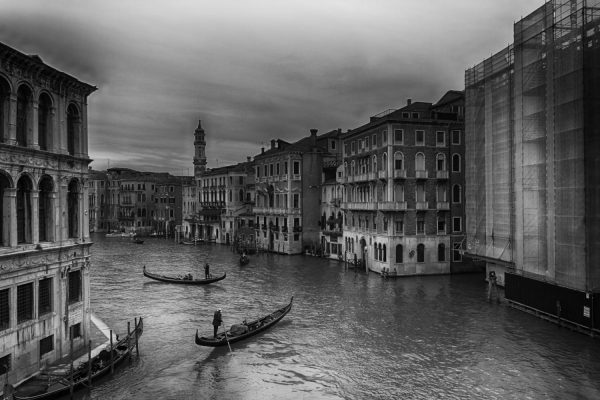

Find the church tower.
[{"left": 193, "top": 120, "right": 207, "bottom": 178}]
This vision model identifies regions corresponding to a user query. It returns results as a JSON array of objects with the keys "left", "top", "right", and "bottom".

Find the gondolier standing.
[
  {"left": 213, "top": 309, "right": 222, "bottom": 338},
  {"left": 205, "top": 263, "right": 210, "bottom": 279}
]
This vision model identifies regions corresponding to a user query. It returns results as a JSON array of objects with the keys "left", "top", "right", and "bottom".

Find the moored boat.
[
  {"left": 13, "top": 317, "right": 143, "bottom": 400},
  {"left": 142, "top": 266, "right": 226, "bottom": 285},
  {"left": 239, "top": 255, "right": 249, "bottom": 266},
  {"left": 195, "top": 297, "right": 293, "bottom": 347}
]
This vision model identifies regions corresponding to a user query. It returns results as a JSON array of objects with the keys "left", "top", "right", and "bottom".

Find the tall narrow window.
[
  {"left": 452, "top": 154, "right": 461, "bottom": 172},
  {"left": 17, "top": 85, "right": 32, "bottom": 147},
  {"left": 394, "top": 152, "right": 404, "bottom": 170},
  {"left": 438, "top": 243, "right": 446, "bottom": 261},
  {"left": 415, "top": 130, "right": 425, "bottom": 146},
  {"left": 0, "top": 78, "right": 10, "bottom": 141},
  {"left": 17, "top": 282, "right": 33, "bottom": 323},
  {"left": 68, "top": 180, "right": 79, "bottom": 238},
  {"left": 436, "top": 154, "right": 446, "bottom": 171},
  {"left": 452, "top": 184, "right": 462, "bottom": 203},
  {"left": 0, "top": 174, "right": 9, "bottom": 246},
  {"left": 0, "top": 289, "right": 9, "bottom": 331},
  {"left": 395, "top": 245, "right": 403, "bottom": 263},
  {"left": 39, "top": 176, "right": 53, "bottom": 242},
  {"left": 415, "top": 153, "right": 425, "bottom": 171},
  {"left": 417, "top": 243, "right": 425, "bottom": 263},
  {"left": 67, "top": 104, "right": 79, "bottom": 156},
  {"left": 40, "top": 335, "right": 54, "bottom": 358},
  {"left": 17, "top": 177, "right": 33, "bottom": 244},
  {"left": 68, "top": 270, "right": 82, "bottom": 304},
  {"left": 38, "top": 278, "right": 53, "bottom": 316},
  {"left": 38, "top": 93, "right": 52, "bottom": 151}
]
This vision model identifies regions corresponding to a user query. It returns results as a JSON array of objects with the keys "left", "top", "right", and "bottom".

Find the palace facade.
[{"left": 0, "top": 42, "right": 96, "bottom": 386}]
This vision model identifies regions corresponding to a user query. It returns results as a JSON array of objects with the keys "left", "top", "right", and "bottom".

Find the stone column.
[
  {"left": 31, "top": 99, "right": 40, "bottom": 149},
  {"left": 49, "top": 107, "right": 56, "bottom": 152},
  {"left": 59, "top": 180, "right": 68, "bottom": 242},
  {"left": 31, "top": 190, "right": 39, "bottom": 244},
  {"left": 6, "top": 188, "right": 16, "bottom": 247},
  {"left": 7, "top": 93, "right": 17, "bottom": 145},
  {"left": 49, "top": 191, "right": 57, "bottom": 242},
  {"left": 81, "top": 188, "right": 89, "bottom": 241}
]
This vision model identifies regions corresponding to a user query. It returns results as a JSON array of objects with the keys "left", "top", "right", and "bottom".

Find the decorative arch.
[
  {"left": 415, "top": 152, "right": 425, "bottom": 171},
  {"left": 382, "top": 244, "right": 387, "bottom": 262},
  {"left": 17, "top": 84, "right": 34, "bottom": 147},
  {"left": 38, "top": 92, "right": 54, "bottom": 151},
  {"left": 417, "top": 243, "right": 425, "bottom": 263},
  {"left": 436, "top": 153, "right": 446, "bottom": 171},
  {"left": 453, "top": 184, "right": 462, "bottom": 203},
  {"left": 17, "top": 175, "right": 33, "bottom": 243},
  {"left": 38, "top": 175, "right": 54, "bottom": 242},
  {"left": 0, "top": 76, "right": 11, "bottom": 142},
  {"left": 382, "top": 152, "right": 387, "bottom": 170},
  {"left": 394, "top": 151, "right": 404, "bottom": 170},
  {"left": 67, "top": 103, "right": 81, "bottom": 156},
  {"left": 0, "top": 171, "right": 12, "bottom": 246},
  {"left": 395, "top": 244, "right": 403, "bottom": 263},
  {"left": 372, "top": 154, "right": 377, "bottom": 172},
  {"left": 452, "top": 154, "right": 461, "bottom": 172}
]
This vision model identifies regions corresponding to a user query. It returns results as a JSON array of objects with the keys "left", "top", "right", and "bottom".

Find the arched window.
[
  {"left": 374, "top": 242, "right": 378, "bottom": 260},
  {"left": 68, "top": 180, "right": 79, "bottom": 238},
  {"left": 17, "top": 176, "right": 33, "bottom": 243},
  {"left": 382, "top": 153, "right": 387, "bottom": 170},
  {"left": 268, "top": 185, "right": 274, "bottom": 207},
  {"left": 417, "top": 243, "right": 425, "bottom": 263},
  {"left": 239, "top": 189, "right": 244, "bottom": 201},
  {"left": 0, "top": 78, "right": 10, "bottom": 141},
  {"left": 351, "top": 160, "right": 355, "bottom": 176},
  {"left": 438, "top": 243, "right": 446, "bottom": 262},
  {"left": 0, "top": 173, "right": 11, "bottom": 246},
  {"left": 396, "top": 244, "right": 403, "bottom": 263},
  {"left": 383, "top": 244, "right": 387, "bottom": 262},
  {"left": 17, "top": 85, "right": 33, "bottom": 147},
  {"left": 67, "top": 104, "right": 79, "bottom": 156},
  {"left": 415, "top": 152, "right": 425, "bottom": 171},
  {"left": 394, "top": 152, "right": 404, "bottom": 170},
  {"left": 453, "top": 184, "right": 461, "bottom": 203},
  {"left": 436, "top": 153, "right": 446, "bottom": 171},
  {"left": 344, "top": 162, "right": 348, "bottom": 177},
  {"left": 39, "top": 176, "right": 54, "bottom": 242},
  {"left": 38, "top": 93, "right": 52, "bottom": 151},
  {"left": 452, "top": 154, "right": 461, "bottom": 172}
]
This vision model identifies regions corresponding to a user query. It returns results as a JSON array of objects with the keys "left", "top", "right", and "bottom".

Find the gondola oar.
[{"left": 224, "top": 331, "right": 233, "bottom": 354}]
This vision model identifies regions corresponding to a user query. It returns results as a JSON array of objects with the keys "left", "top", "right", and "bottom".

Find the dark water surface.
[{"left": 73, "top": 234, "right": 600, "bottom": 399}]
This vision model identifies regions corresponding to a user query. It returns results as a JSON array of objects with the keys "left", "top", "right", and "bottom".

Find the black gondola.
[
  {"left": 143, "top": 265, "right": 226, "bottom": 284},
  {"left": 13, "top": 317, "right": 143, "bottom": 400},
  {"left": 195, "top": 297, "right": 293, "bottom": 347},
  {"left": 239, "top": 255, "right": 249, "bottom": 266}
]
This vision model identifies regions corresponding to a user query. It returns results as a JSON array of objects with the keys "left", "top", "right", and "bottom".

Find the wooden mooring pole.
[
  {"left": 69, "top": 338, "right": 74, "bottom": 399},
  {"left": 127, "top": 321, "right": 132, "bottom": 362},
  {"left": 87, "top": 339, "right": 92, "bottom": 390},
  {"left": 134, "top": 317, "right": 139, "bottom": 356},
  {"left": 110, "top": 330, "right": 114, "bottom": 375}
]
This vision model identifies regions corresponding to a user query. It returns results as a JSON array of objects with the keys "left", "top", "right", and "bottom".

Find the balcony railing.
[
  {"left": 415, "top": 170, "right": 428, "bottom": 179},
  {"left": 342, "top": 202, "right": 378, "bottom": 211},
  {"left": 377, "top": 201, "right": 407, "bottom": 211},
  {"left": 367, "top": 172, "right": 377, "bottom": 180},
  {"left": 416, "top": 201, "right": 429, "bottom": 210},
  {"left": 378, "top": 170, "right": 388, "bottom": 180},
  {"left": 436, "top": 170, "right": 449, "bottom": 179},
  {"left": 354, "top": 173, "right": 368, "bottom": 182},
  {"left": 393, "top": 169, "right": 407, "bottom": 179},
  {"left": 436, "top": 202, "right": 450, "bottom": 210}
]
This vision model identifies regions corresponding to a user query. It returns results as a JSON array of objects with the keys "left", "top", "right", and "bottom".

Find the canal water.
[{"left": 73, "top": 234, "right": 600, "bottom": 399}]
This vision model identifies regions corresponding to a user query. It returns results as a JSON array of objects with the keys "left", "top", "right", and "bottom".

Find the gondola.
[
  {"left": 13, "top": 317, "right": 143, "bottom": 400},
  {"left": 239, "top": 255, "right": 249, "bottom": 266},
  {"left": 142, "top": 265, "right": 226, "bottom": 284},
  {"left": 195, "top": 297, "right": 293, "bottom": 347},
  {"left": 132, "top": 238, "right": 144, "bottom": 244}
]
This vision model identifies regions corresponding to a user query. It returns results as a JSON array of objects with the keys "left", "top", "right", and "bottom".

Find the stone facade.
[{"left": 0, "top": 41, "right": 96, "bottom": 387}]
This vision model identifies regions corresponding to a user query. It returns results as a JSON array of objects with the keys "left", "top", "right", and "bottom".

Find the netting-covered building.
[{"left": 465, "top": 0, "right": 600, "bottom": 333}]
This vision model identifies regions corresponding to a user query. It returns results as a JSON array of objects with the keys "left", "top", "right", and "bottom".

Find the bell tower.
[{"left": 193, "top": 120, "right": 207, "bottom": 178}]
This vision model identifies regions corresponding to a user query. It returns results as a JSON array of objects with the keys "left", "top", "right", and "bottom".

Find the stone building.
[
  {"left": 341, "top": 91, "right": 466, "bottom": 276},
  {"left": 465, "top": 0, "right": 600, "bottom": 332},
  {"left": 0, "top": 42, "right": 96, "bottom": 386},
  {"left": 253, "top": 129, "right": 340, "bottom": 254}
]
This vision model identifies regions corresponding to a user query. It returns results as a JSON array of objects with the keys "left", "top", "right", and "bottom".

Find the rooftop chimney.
[
  {"left": 310, "top": 128, "right": 318, "bottom": 146},
  {"left": 271, "top": 139, "right": 276, "bottom": 149},
  {"left": 261, "top": 147, "right": 264, "bottom": 154},
  {"left": 247, "top": 156, "right": 251, "bottom": 162},
  {"left": 407, "top": 99, "right": 412, "bottom": 106}
]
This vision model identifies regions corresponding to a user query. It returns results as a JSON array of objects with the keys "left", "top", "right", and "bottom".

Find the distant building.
[
  {"left": 465, "top": 0, "right": 600, "bottom": 332},
  {"left": 341, "top": 91, "right": 466, "bottom": 276},
  {"left": 180, "top": 176, "right": 197, "bottom": 239},
  {"left": 253, "top": 129, "right": 340, "bottom": 254},
  {"left": 0, "top": 42, "right": 96, "bottom": 385}
]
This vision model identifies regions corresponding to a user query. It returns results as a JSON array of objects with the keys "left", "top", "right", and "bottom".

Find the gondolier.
[
  {"left": 213, "top": 309, "right": 222, "bottom": 338},
  {"left": 205, "top": 263, "right": 210, "bottom": 279}
]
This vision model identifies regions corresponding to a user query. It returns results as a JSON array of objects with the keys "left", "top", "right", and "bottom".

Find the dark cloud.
[{"left": 1, "top": 0, "right": 543, "bottom": 172}]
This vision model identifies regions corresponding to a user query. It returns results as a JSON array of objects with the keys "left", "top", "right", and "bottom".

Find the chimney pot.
[
  {"left": 261, "top": 147, "right": 264, "bottom": 154},
  {"left": 407, "top": 99, "right": 412, "bottom": 106},
  {"left": 310, "top": 128, "right": 318, "bottom": 136}
]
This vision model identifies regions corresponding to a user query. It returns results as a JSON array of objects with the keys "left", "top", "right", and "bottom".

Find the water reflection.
[{"left": 68, "top": 234, "right": 600, "bottom": 399}]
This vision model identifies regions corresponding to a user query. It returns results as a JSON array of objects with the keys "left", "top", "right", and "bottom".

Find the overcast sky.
[{"left": 1, "top": 0, "right": 542, "bottom": 174}]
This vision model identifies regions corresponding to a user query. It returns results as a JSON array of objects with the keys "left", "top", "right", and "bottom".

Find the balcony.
[
  {"left": 343, "top": 202, "right": 378, "bottom": 211},
  {"left": 330, "top": 198, "right": 341, "bottom": 207},
  {"left": 293, "top": 226, "right": 302, "bottom": 232},
  {"left": 394, "top": 169, "right": 407, "bottom": 179},
  {"left": 436, "top": 202, "right": 450, "bottom": 210},
  {"left": 354, "top": 173, "right": 368, "bottom": 182},
  {"left": 436, "top": 170, "right": 449, "bottom": 179},
  {"left": 378, "top": 170, "right": 388, "bottom": 180},
  {"left": 415, "top": 170, "right": 428, "bottom": 179},
  {"left": 416, "top": 201, "right": 429, "bottom": 210},
  {"left": 253, "top": 207, "right": 268, "bottom": 214},
  {"left": 377, "top": 201, "right": 407, "bottom": 211},
  {"left": 367, "top": 172, "right": 377, "bottom": 181}
]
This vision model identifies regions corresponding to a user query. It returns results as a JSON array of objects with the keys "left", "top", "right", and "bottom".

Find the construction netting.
[{"left": 465, "top": 0, "right": 600, "bottom": 291}]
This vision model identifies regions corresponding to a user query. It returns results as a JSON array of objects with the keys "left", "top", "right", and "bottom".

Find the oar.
[{"left": 224, "top": 331, "right": 233, "bottom": 354}]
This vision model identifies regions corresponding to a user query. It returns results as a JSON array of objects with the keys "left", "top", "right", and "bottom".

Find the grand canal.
[{"left": 75, "top": 234, "right": 600, "bottom": 399}]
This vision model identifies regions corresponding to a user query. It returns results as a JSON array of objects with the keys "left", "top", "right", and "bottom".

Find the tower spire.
[{"left": 193, "top": 119, "right": 207, "bottom": 178}]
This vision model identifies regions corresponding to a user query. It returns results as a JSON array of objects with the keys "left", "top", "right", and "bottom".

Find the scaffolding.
[{"left": 465, "top": 0, "right": 600, "bottom": 291}]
